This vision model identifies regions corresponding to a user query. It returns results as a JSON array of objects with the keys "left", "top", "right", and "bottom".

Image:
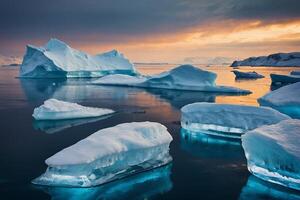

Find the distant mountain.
[
  {"left": 183, "top": 56, "right": 236, "bottom": 65},
  {"left": 231, "top": 52, "right": 300, "bottom": 67}
]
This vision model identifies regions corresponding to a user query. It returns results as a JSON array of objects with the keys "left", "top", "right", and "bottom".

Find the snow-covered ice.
[
  {"left": 33, "top": 99, "right": 115, "bottom": 120},
  {"left": 241, "top": 119, "right": 300, "bottom": 190},
  {"left": 32, "top": 122, "right": 173, "bottom": 187},
  {"left": 258, "top": 82, "right": 300, "bottom": 118},
  {"left": 231, "top": 52, "right": 300, "bottom": 67},
  {"left": 181, "top": 103, "right": 290, "bottom": 139},
  {"left": 94, "top": 65, "right": 251, "bottom": 94},
  {"left": 270, "top": 73, "right": 300, "bottom": 84},
  {"left": 20, "top": 39, "right": 137, "bottom": 78},
  {"left": 232, "top": 70, "right": 264, "bottom": 79}
]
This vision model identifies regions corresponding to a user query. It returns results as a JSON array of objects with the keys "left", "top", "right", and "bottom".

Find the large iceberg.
[
  {"left": 181, "top": 103, "right": 290, "bottom": 139},
  {"left": 32, "top": 122, "right": 173, "bottom": 187},
  {"left": 20, "top": 39, "right": 137, "bottom": 78},
  {"left": 33, "top": 99, "right": 115, "bottom": 120},
  {"left": 232, "top": 70, "right": 264, "bottom": 79},
  {"left": 241, "top": 119, "right": 300, "bottom": 190},
  {"left": 270, "top": 73, "right": 300, "bottom": 84},
  {"left": 258, "top": 82, "right": 300, "bottom": 118},
  {"left": 231, "top": 52, "right": 300, "bottom": 67},
  {"left": 94, "top": 65, "right": 251, "bottom": 94}
]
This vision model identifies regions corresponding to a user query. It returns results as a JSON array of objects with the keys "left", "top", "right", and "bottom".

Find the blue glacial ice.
[
  {"left": 242, "top": 119, "right": 300, "bottom": 190},
  {"left": 93, "top": 65, "right": 251, "bottom": 94},
  {"left": 19, "top": 39, "right": 137, "bottom": 78},
  {"left": 35, "top": 164, "right": 172, "bottom": 200},
  {"left": 33, "top": 98, "right": 115, "bottom": 120},
  {"left": 258, "top": 82, "right": 300, "bottom": 118},
  {"left": 232, "top": 70, "right": 264, "bottom": 79},
  {"left": 291, "top": 71, "right": 300, "bottom": 76},
  {"left": 181, "top": 103, "right": 290, "bottom": 139},
  {"left": 270, "top": 73, "right": 300, "bottom": 84},
  {"left": 32, "top": 122, "right": 173, "bottom": 187}
]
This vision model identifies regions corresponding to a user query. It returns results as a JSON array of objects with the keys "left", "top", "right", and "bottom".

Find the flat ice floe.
[
  {"left": 33, "top": 99, "right": 115, "bottom": 120},
  {"left": 20, "top": 39, "right": 137, "bottom": 78},
  {"left": 93, "top": 65, "right": 251, "bottom": 94},
  {"left": 181, "top": 103, "right": 290, "bottom": 139},
  {"left": 232, "top": 70, "right": 264, "bottom": 79},
  {"left": 270, "top": 73, "right": 300, "bottom": 84},
  {"left": 241, "top": 119, "right": 300, "bottom": 190},
  {"left": 32, "top": 122, "right": 173, "bottom": 187},
  {"left": 258, "top": 82, "right": 300, "bottom": 118}
]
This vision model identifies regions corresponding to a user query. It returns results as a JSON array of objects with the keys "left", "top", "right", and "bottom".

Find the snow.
[
  {"left": 181, "top": 103, "right": 290, "bottom": 139},
  {"left": 20, "top": 39, "right": 137, "bottom": 78},
  {"left": 258, "top": 82, "right": 300, "bottom": 118},
  {"left": 231, "top": 52, "right": 300, "bottom": 67},
  {"left": 94, "top": 65, "right": 251, "bottom": 94},
  {"left": 232, "top": 70, "right": 264, "bottom": 79},
  {"left": 270, "top": 73, "right": 300, "bottom": 84},
  {"left": 33, "top": 99, "right": 115, "bottom": 120},
  {"left": 32, "top": 121, "right": 173, "bottom": 187},
  {"left": 241, "top": 119, "right": 300, "bottom": 190}
]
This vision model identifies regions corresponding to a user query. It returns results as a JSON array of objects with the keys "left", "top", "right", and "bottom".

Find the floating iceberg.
[
  {"left": 32, "top": 122, "right": 173, "bottom": 187},
  {"left": 35, "top": 164, "right": 172, "bottom": 200},
  {"left": 291, "top": 71, "right": 300, "bottom": 76},
  {"left": 33, "top": 99, "right": 115, "bottom": 120},
  {"left": 94, "top": 65, "right": 251, "bottom": 94},
  {"left": 232, "top": 70, "right": 264, "bottom": 79},
  {"left": 181, "top": 103, "right": 290, "bottom": 139},
  {"left": 20, "top": 39, "right": 137, "bottom": 78},
  {"left": 258, "top": 82, "right": 300, "bottom": 118},
  {"left": 270, "top": 73, "right": 300, "bottom": 84},
  {"left": 231, "top": 52, "right": 300, "bottom": 67},
  {"left": 241, "top": 119, "right": 300, "bottom": 190}
]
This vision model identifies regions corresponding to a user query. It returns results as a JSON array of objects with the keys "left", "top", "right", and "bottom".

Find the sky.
[{"left": 1, "top": 0, "right": 300, "bottom": 63}]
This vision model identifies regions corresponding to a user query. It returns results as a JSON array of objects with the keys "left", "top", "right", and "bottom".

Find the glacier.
[
  {"left": 19, "top": 39, "right": 137, "bottom": 78},
  {"left": 33, "top": 99, "right": 115, "bottom": 120},
  {"left": 258, "top": 82, "right": 300, "bottom": 118},
  {"left": 232, "top": 70, "right": 264, "bottom": 79},
  {"left": 241, "top": 119, "right": 300, "bottom": 190},
  {"left": 32, "top": 122, "right": 173, "bottom": 187},
  {"left": 181, "top": 103, "right": 290, "bottom": 139},
  {"left": 231, "top": 52, "right": 300, "bottom": 67},
  {"left": 270, "top": 73, "right": 300, "bottom": 84},
  {"left": 94, "top": 65, "right": 251, "bottom": 94}
]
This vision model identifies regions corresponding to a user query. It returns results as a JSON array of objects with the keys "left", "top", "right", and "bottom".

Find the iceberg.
[
  {"left": 231, "top": 52, "right": 300, "bottom": 67},
  {"left": 94, "top": 65, "right": 251, "bottom": 94},
  {"left": 232, "top": 70, "right": 264, "bottom": 79},
  {"left": 241, "top": 119, "right": 300, "bottom": 190},
  {"left": 32, "top": 122, "right": 173, "bottom": 187},
  {"left": 291, "top": 71, "right": 300, "bottom": 76},
  {"left": 270, "top": 73, "right": 300, "bottom": 84},
  {"left": 258, "top": 82, "right": 300, "bottom": 118},
  {"left": 33, "top": 99, "right": 115, "bottom": 120},
  {"left": 181, "top": 103, "right": 290, "bottom": 139},
  {"left": 20, "top": 39, "right": 137, "bottom": 78}
]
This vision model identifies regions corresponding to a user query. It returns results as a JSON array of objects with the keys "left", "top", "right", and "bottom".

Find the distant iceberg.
[
  {"left": 94, "top": 65, "right": 251, "bottom": 94},
  {"left": 20, "top": 39, "right": 137, "bottom": 78},
  {"left": 231, "top": 52, "right": 300, "bottom": 67},
  {"left": 181, "top": 103, "right": 290, "bottom": 139},
  {"left": 242, "top": 119, "right": 300, "bottom": 190},
  {"left": 291, "top": 71, "right": 300, "bottom": 76},
  {"left": 32, "top": 122, "right": 173, "bottom": 187},
  {"left": 33, "top": 99, "right": 115, "bottom": 120},
  {"left": 270, "top": 73, "right": 300, "bottom": 84},
  {"left": 232, "top": 70, "right": 264, "bottom": 79},
  {"left": 258, "top": 82, "right": 300, "bottom": 118}
]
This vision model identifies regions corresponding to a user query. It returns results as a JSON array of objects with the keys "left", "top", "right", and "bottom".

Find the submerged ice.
[
  {"left": 32, "top": 122, "right": 173, "bottom": 187},
  {"left": 33, "top": 99, "right": 115, "bottom": 120},
  {"left": 94, "top": 65, "right": 251, "bottom": 93},
  {"left": 242, "top": 119, "right": 300, "bottom": 190},
  {"left": 181, "top": 103, "right": 290, "bottom": 139},
  {"left": 20, "top": 39, "right": 137, "bottom": 78}
]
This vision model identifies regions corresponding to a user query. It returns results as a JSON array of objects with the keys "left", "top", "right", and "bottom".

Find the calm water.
[{"left": 0, "top": 65, "right": 299, "bottom": 200}]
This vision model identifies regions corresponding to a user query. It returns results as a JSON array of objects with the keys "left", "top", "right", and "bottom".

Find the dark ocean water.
[{"left": 0, "top": 65, "right": 299, "bottom": 200}]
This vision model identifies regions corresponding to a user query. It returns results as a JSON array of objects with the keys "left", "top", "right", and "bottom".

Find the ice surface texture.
[
  {"left": 231, "top": 52, "right": 300, "bottom": 67},
  {"left": 20, "top": 39, "right": 137, "bottom": 78},
  {"left": 33, "top": 99, "right": 115, "bottom": 120},
  {"left": 32, "top": 122, "right": 173, "bottom": 187},
  {"left": 232, "top": 70, "right": 264, "bottom": 79},
  {"left": 242, "top": 119, "right": 300, "bottom": 190},
  {"left": 270, "top": 73, "right": 300, "bottom": 84},
  {"left": 94, "top": 65, "right": 251, "bottom": 93},
  {"left": 258, "top": 82, "right": 300, "bottom": 118},
  {"left": 181, "top": 103, "right": 290, "bottom": 139}
]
